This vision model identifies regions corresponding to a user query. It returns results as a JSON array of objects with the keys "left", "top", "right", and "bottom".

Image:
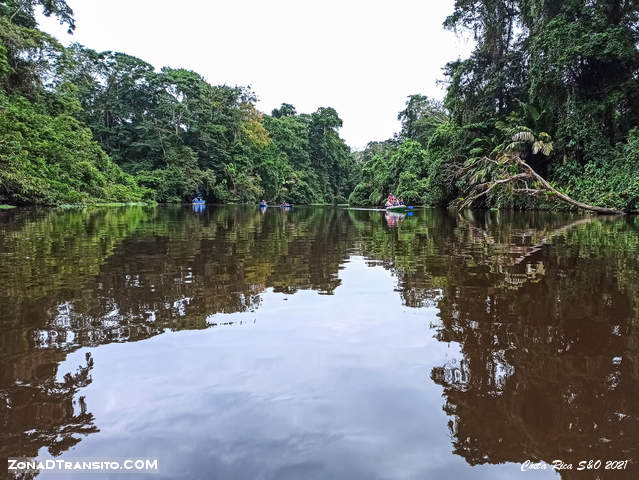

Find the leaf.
[
  {"left": 538, "top": 132, "right": 552, "bottom": 141},
  {"left": 532, "top": 140, "right": 543, "bottom": 155},
  {"left": 526, "top": 104, "right": 540, "bottom": 121},
  {"left": 512, "top": 131, "right": 534, "bottom": 142},
  {"left": 470, "top": 137, "right": 487, "bottom": 146},
  {"left": 506, "top": 142, "right": 522, "bottom": 152}
]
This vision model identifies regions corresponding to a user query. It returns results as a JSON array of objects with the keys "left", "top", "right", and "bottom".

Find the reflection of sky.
[{"left": 44, "top": 257, "right": 557, "bottom": 479}]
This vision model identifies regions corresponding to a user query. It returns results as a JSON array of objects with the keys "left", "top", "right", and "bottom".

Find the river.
[{"left": 1, "top": 205, "right": 637, "bottom": 479}]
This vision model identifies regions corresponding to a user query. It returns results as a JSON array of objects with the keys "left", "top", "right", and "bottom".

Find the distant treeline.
[
  {"left": 0, "top": 0, "right": 357, "bottom": 205},
  {"left": 3, "top": 1, "right": 639, "bottom": 211}
]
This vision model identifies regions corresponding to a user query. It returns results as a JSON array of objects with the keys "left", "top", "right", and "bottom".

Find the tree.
[
  {"left": 271, "top": 102, "right": 296, "bottom": 118},
  {"left": 458, "top": 130, "right": 625, "bottom": 214},
  {"left": 439, "top": 0, "right": 639, "bottom": 212},
  {"left": 398, "top": 94, "right": 449, "bottom": 145},
  {"left": 0, "top": 0, "right": 357, "bottom": 206},
  {"left": 308, "top": 107, "right": 353, "bottom": 201},
  {"left": 1, "top": 0, "right": 75, "bottom": 33}
]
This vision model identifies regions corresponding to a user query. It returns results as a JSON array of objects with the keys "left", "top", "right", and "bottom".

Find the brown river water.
[{"left": 1, "top": 205, "right": 638, "bottom": 479}]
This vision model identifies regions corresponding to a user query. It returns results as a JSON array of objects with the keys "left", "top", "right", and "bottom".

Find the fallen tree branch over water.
[
  {"left": 456, "top": 212, "right": 625, "bottom": 267},
  {"left": 458, "top": 154, "right": 625, "bottom": 215}
]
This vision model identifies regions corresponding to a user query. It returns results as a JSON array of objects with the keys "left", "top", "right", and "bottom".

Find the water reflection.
[
  {"left": 385, "top": 211, "right": 407, "bottom": 227},
  {"left": 430, "top": 212, "right": 639, "bottom": 478},
  {"left": 0, "top": 206, "right": 638, "bottom": 478}
]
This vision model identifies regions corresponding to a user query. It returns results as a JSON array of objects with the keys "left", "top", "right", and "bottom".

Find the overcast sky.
[{"left": 39, "top": 0, "right": 473, "bottom": 150}]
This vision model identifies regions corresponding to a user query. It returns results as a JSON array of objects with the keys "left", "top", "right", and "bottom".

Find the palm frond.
[{"left": 512, "top": 131, "right": 534, "bottom": 142}]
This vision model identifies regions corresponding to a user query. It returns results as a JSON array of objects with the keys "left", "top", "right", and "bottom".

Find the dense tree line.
[
  {"left": 351, "top": 0, "right": 639, "bottom": 212},
  {"left": 4, "top": 0, "right": 639, "bottom": 211},
  {"left": 0, "top": 1, "right": 357, "bottom": 205}
]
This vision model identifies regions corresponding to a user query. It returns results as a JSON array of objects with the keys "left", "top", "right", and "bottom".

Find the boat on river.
[{"left": 386, "top": 205, "right": 413, "bottom": 212}]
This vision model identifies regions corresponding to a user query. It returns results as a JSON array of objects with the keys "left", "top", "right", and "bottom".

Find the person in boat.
[
  {"left": 386, "top": 193, "right": 394, "bottom": 207},
  {"left": 399, "top": 198, "right": 404, "bottom": 206},
  {"left": 260, "top": 199, "right": 267, "bottom": 206}
]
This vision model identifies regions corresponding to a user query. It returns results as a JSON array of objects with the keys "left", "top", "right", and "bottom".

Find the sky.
[{"left": 39, "top": 0, "right": 474, "bottom": 150}]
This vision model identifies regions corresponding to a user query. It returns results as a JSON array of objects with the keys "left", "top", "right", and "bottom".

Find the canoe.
[{"left": 386, "top": 205, "right": 412, "bottom": 212}]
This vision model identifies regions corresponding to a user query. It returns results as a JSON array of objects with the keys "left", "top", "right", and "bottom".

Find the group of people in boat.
[{"left": 385, "top": 193, "right": 405, "bottom": 207}]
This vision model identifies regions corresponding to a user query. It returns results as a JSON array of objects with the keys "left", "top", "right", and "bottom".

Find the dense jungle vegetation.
[
  {"left": 0, "top": 0, "right": 357, "bottom": 205},
  {"left": 2, "top": 0, "right": 639, "bottom": 211},
  {"left": 350, "top": 0, "right": 639, "bottom": 213}
]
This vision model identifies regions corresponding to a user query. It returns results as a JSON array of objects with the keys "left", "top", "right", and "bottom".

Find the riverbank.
[{"left": 57, "top": 202, "right": 156, "bottom": 209}]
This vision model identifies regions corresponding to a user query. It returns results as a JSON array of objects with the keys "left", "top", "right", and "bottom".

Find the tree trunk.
[
  {"left": 515, "top": 157, "right": 624, "bottom": 215},
  {"left": 460, "top": 155, "right": 626, "bottom": 215}
]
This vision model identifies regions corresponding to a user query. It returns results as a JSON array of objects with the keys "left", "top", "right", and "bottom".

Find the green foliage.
[
  {"left": 350, "top": 98, "right": 469, "bottom": 208},
  {"left": 398, "top": 94, "right": 449, "bottom": 145},
  {"left": 0, "top": 0, "right": 75, "bottom": 33},
  {"left": 0, "top": 94, "right": 146, "bottom": 205},
  {"left": 423, "top": 122, "right": 467, "bottom": 205},
  {"left": 349, "top": 141, "right": 394, "bottom": 206},
  {"left": 551, "top": 128, "right": 639, "bottom": 212},
  {"left": 0, "top": 9, "right": 356, "bottom": 205},
  {"left": 60, "top": 43, "right": 356, "bottom": 204},
  {"left": 6, "top": 0, "right": 639, "bottom": 210},
  {"left": 349, "top": 139, "right": 432, "bottom": 206},
  {"left": 434, "top": 0, "right": 639, "bottom": 212},
  {"left": 307, "top": 106, "right": 355, "bottom": 202}
]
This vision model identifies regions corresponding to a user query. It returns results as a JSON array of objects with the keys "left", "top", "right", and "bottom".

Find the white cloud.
[{"left": 39, "top": 0, "right": 473, "bottom": 149}]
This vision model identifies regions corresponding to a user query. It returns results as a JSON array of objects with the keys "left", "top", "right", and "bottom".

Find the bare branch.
[
  {"left": 458, "top": 151, "right": 625, "bottom": 215},
  {"left": 511, "top": 156, "right": 624, "bottom": 214},
  {"left": 460, "top": 173, "right": 529, "bottom": 210},
  {"left": 10, "top": 3, "right": 24, "bottom": 22},
  {"left": 513, "top": 188, "right": 543, "bottom": 196}
]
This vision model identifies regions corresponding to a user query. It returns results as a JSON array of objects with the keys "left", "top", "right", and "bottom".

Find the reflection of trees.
[
  {"left": 38, "top": 207, "right": 361, "bottom": 346},
  {"left": 352, "top": 209, "right": 455, "bottom": 308},
  {"left": 2, "top": 206, "right": 639, "bottom": 476},
  {"left": 0, "top": 206, "right": 361, "bottom": 463},
  {"left": 1, "top": 208, "right": 139, "bottom": 467},
  {"left": 0, "top": 352, "right": 98, "bottom": 462},
  {"left": 430, "top": 214, "right": 639, "bottom": 479},
  {"left": 1, "top": 207, "right": 361, "bottom": 350},
  {"left": 351, "top": 208, "right": 639, "bottom": 476}
]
